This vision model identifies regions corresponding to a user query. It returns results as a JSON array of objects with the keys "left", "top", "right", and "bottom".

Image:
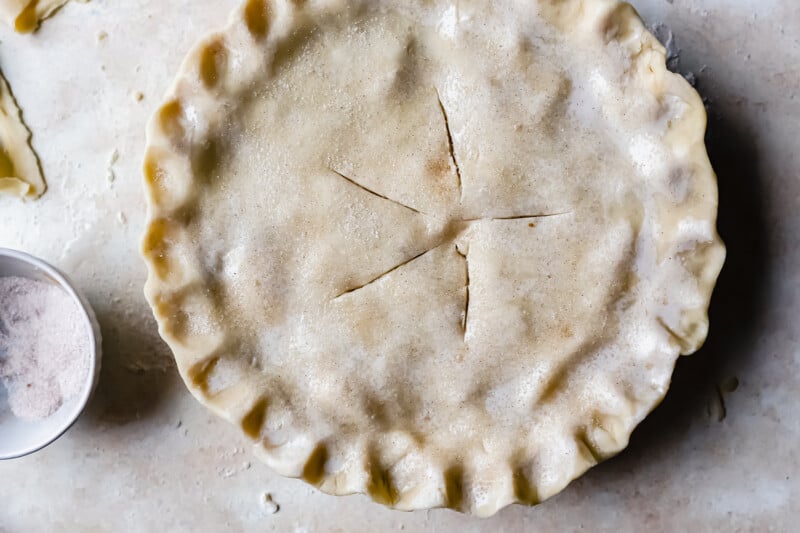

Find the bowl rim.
[{"left": 0, "top": 247, "right": 103, "bottom": 460}]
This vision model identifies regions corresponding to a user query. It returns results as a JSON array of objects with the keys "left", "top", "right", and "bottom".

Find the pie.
[
  {"left": 0, "top": 70, "right": 44, "bottom": 198},
  {"left": 142, "top": 0, "right": 725, "bottom": 516}
]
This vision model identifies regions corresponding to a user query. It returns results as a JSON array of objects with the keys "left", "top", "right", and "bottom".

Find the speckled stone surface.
[{"left": 0, "top": 0, "right": 797, "bottom": 530}]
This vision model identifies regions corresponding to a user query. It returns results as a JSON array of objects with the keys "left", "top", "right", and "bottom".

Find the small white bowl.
[{"left": 0, "top": 248, "right": 102, "bottom": 460}]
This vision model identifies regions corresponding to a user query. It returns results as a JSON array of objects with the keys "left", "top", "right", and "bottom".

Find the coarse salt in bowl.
[{"left": 0, "top": 248, "right": 102, "bottom": 460}]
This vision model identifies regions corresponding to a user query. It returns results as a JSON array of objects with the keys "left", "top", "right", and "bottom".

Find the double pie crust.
[{"left": 143, "top": 0, "right": 725, "bottom": 516}]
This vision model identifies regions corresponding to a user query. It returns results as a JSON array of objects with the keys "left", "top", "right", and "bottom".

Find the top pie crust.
[{"left": 142, "top": 0, "right": 725, "bottom": 516}]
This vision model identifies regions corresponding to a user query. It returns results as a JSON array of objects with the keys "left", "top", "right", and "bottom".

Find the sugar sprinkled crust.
[{"left": 142, "top": 0, "right": 725, "bottom": 516}]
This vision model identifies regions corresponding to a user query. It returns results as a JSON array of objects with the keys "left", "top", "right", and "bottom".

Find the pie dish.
[{"left": 142, "top": 0, "right": 725, "bottom": 516}]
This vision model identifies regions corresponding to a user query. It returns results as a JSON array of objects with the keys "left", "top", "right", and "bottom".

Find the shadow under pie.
[{"left": 83, "top": 308, "right": 176, "bottom": 425}]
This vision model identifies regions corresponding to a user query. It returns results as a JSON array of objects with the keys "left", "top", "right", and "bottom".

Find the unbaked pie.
[{"left": 142, "top": 0, "right": 725, "bottom": 516}]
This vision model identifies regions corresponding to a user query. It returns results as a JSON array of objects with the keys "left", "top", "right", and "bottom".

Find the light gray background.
[{"left": 1, "top": 0, "right": 797, "bottom": 530}]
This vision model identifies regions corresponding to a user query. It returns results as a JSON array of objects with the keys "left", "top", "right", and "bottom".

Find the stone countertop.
[{"left": 0, "top": 0, "right": 797, "bottom": 530}]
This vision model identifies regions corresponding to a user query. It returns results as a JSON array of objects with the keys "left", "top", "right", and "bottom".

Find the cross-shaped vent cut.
[{"left": 328, "top": 89, "right": 570, "bottom": 330}]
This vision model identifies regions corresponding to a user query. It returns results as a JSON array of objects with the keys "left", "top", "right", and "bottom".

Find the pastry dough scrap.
[
  {"left": 0, "top": 70, "right": 44, "bottom": 199},
  {"left": 142, "top": 0, "right": 725, "bottom": 516},
  {"left": 0, "top": 0, "right": 84, "bottom": 33}
]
